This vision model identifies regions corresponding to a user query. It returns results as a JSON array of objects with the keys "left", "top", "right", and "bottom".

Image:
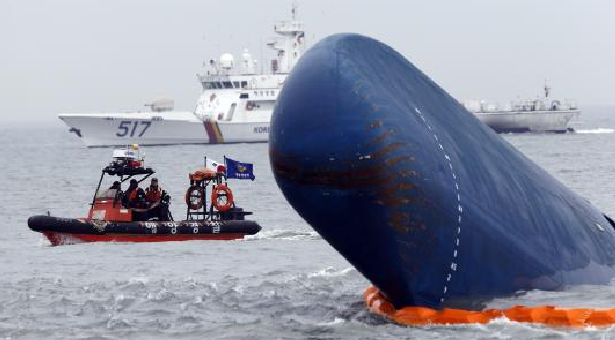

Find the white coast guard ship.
[
  {"left": 464, "top": 84, "right": 580, "bottom": 133},
  {"left": 59, "top": 6, "right": 305, "bottom": 147}
]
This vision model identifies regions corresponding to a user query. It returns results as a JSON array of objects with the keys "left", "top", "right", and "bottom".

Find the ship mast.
[{"left": 267, "top": 3, "right": 305, "bottom": 74}]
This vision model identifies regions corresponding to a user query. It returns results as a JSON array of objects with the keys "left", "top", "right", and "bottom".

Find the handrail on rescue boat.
[{"left": 184, "top": 164, "right": 242, "bottom": 221}]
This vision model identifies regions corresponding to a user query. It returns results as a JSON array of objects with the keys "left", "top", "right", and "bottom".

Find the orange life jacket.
[
  {"left": 146, "top": 186, "right": 162, "bottom": 203},
  {"left": 128, "top": 188, "right": 139, "bottom": 201}
]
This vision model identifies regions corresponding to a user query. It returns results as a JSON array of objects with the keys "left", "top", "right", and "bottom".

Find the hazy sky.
[{"left": 1, "top": 0, "right": 614, "bottom": 123}]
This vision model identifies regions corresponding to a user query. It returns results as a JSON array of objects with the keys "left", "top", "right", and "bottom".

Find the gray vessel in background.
[{"left": 464, "top": 84, "right": 580, "bottom": 133}]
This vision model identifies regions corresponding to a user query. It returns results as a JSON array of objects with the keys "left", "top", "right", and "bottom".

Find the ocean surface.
[{"left": 2, "top": 107, "right": 615, "bottom": 339}]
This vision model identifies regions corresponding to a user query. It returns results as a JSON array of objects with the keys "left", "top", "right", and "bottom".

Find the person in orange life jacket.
[
  {"left": 145, "top": 178, "right": 171, "bottom": 221},
  {"left": 145, "top": 178, "right": 162, "bottom": 207},
  {"left": 122, "top": 179, "right": 146, "bottom": 209},
  {"left": 122, "top": 179, "right": 137, "bottom": 207}
]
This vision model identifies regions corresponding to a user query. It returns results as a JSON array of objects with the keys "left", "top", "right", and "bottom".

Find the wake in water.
[
  {"left": 575, "top": 128, "right": 615, "bottom": 134},
  {"left": 244, "top": 229, "right": 321, "bottom": 241}
]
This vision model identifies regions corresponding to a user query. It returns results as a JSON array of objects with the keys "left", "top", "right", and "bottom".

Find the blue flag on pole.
[{"left": 224, "top": 157, "right": 255, "bottom": 180}]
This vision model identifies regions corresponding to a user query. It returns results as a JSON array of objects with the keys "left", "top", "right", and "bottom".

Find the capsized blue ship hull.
[{"left": 269, "top": 34, "right": 615, "bottom": 310}]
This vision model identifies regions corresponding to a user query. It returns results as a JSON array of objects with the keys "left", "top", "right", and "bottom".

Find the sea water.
[{"left": 1, "top": 107, "right": 615, "bottom": 339}]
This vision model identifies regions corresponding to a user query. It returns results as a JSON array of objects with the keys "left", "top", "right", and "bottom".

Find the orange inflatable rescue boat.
[{"left": 28, "top": 145, "right": 261, "bottom": 245}]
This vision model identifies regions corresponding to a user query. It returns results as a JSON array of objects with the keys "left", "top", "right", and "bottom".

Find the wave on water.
[
  {"left": 317, "top": 317, "right": 346, "bottom": 326},
  {"left": 244, "top": 229, "right": 321, "bottom": 241},
  {"left": 575, "top": 128, "right": 615, "bottom": 134},
  {"left": 307, "top": 267, "right": 355, "bottom": 279}
]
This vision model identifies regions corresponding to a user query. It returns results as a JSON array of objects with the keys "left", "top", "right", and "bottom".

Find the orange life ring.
[
  {"left": 185, "top": 186, "right": 205, "bottom": 210},
  {"left": 211, "top": 184, "right": 234, "bottom": 212}
]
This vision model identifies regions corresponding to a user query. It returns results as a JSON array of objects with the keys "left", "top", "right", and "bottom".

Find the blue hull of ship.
[{"left": 269, "top": 34, "right": 615, "bottom": 310}]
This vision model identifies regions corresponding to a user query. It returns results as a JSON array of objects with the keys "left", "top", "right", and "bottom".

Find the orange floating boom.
[{"left": 364, "top": 286, "right": 615, "bottom": 328}]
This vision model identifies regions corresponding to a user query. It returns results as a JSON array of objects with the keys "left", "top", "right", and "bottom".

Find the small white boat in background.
[
  {"left": 465, "top": 84, "right": 580, "bottom": 133},
  {"left": 59, "top": 5, "right": 305, "bottom": 147}
]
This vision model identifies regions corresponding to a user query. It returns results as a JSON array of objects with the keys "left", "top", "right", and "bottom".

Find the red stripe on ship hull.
[
  {"left": 203, "top": 120, "right": 224, "bottom": 143},
  {"left": 43, "top": 231, "right": 247, "bottom": 246}
]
